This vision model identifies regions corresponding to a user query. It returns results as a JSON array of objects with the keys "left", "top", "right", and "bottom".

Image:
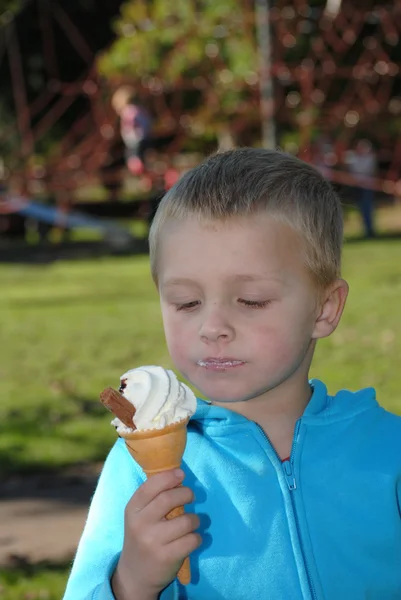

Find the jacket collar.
[{"left": 191, "top": 379, "right": 378, "bottom": 427}]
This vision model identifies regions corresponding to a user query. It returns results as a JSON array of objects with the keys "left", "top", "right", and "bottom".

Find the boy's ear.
[{"left": 312, "top": 278, "right": 349, "bottom": 340}]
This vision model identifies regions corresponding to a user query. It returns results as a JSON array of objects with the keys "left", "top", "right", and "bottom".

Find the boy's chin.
[
  {"left": 197, "top": 385, "right": 264, "bottom": 405},
  {"left": 187, "top": 370, "right": 277, "bottom": 404},
  {"left": 194, "top": 378, "right": 282, "bottom": 405},
  {"left": 209, "top": 393, "right": 263, "bottom": 405}
]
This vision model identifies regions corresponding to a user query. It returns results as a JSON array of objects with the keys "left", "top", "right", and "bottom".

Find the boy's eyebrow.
[
  {"left": 161, "top": 278, "right": 198, "bottom": 288},
  {"left": 161, "top": 274, "right": 283, "bottom": 288},
  {"left": 227, "top": 274, "right": 283, "bottom": 284}
]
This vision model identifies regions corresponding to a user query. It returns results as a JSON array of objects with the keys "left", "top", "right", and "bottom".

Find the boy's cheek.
[
  {"left": 254, "top": 329, "right": 298, "bottom": 364},
  {"left": 161, "top": 313, "right": 180, "bottom": 344},
  {"left": 165, "top": 332, "right": 190, "bottom": 367}
]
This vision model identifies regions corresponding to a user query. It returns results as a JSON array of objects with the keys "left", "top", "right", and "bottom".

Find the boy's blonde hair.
[{"left": 149, "top": 148, "right": 343, "bottom": 287}]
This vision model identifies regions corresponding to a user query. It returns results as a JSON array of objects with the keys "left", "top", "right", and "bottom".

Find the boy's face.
[{"left": 158, "top": 214, "right": 324, "bottom": 404}]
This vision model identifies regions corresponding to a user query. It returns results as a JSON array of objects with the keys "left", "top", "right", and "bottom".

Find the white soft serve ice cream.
[{"left": 112, "top": 365, "right": 197, "bottom": 433}]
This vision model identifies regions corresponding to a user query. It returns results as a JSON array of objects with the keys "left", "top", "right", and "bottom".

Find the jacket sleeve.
[{"left": 62, "top": 438, "right": 145, "bottom": 600}]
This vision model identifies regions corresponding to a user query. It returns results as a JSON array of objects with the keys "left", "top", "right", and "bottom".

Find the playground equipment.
[
  {"left": 0, "top": 193, "right": 134, "bottom": 248},
  {"left": 1, "top": 0, "right": 401, "bottom": 204}
]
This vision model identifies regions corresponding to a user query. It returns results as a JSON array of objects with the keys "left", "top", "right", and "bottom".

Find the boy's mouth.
[{"left": 197, "top": 358, "right": 245, "bottom": 371}]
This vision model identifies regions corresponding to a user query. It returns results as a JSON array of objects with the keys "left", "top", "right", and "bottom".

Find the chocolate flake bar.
[{"left": 100, "top": 387, "right": 136, "bottom": 429}]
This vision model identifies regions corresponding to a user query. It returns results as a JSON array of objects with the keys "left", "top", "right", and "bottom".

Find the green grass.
[
  {"left": 0, "top": 255, "right": 166, "bottom": 476},
  {"left": 0, "top": 562, "right": 71, "bottom": 600},
  {"left": 1, "top": 238, "right": 401, "bottom": 476},
  {"left": 312, "top": 237, "right": 401, "bottom": 414}
]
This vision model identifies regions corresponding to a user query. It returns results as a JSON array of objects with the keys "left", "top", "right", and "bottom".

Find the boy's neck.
[{"left": 214, "top": 376, "right": 312, "bottom": 460}]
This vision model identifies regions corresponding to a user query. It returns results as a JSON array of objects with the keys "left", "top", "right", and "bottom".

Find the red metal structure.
[
  {"left": 272, "top": 0, "right": 401, "bottom": 194},
  {"left": 2, "top": 0, "right": 401, "bottom": 200}
]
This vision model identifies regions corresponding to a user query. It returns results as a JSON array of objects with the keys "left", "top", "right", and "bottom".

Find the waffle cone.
[
  {"left": 121, "top": 417, "right": 189, "bottom": 475},
  {"left": 120, "top": 418, "right": 191, "bottom": 585}
]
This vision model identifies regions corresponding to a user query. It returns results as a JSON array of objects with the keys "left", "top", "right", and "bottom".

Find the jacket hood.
[{"left": 190, "top": 379, "right": 379, "bottom": 429}]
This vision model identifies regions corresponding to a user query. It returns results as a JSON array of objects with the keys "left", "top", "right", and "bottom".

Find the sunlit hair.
[{"left": 149, "top": 148, "right": 343, "bottom": 288}]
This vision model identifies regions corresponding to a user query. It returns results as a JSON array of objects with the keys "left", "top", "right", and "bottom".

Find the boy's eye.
[
  {"left": 238, "top": 299, "right": 270, "bottom": 308},
  {"left": 176, "top": 301, "right": 200, "bottom": 311}
]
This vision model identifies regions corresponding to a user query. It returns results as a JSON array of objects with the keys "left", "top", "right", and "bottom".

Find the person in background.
[
  {"left": 346, "top": 139, "right": 377, "bottom": 238},
  {"left": 111, "top": 87, "right": 152, "bottom": 177}
]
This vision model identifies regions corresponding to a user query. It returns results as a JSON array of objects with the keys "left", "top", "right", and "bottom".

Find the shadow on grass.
[
  {"left": 0, "top": 456, "right": 101, "bottom": 504},
  {"left": 0, "top": 556, "right": 72, "bottom": 579},
  {"left": 0, "top": 239, "right": 149, "bottom": 265},
  {"left": 4, "top": 291, "right": 141, "bottom": 309},
  {"left": 0, "top": 558, "right": 71, "bottom": 600},
  {"left": 0, "top": 394, "right": 111, "bottom": 501},
  {"left": 3, "top": 392, "right": 106, "bottom": 428},
  {"left": 345, "top": 231, "right": 401, "bottom": 243}
]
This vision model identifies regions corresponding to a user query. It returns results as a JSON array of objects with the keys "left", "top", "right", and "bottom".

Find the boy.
[{"left": 63, "top": 148, "right": 401, "bottom": 600}]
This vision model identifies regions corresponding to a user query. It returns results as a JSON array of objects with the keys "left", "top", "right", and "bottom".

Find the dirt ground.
[{"left": 0, "top": 465, "right": 103, "bottom": 567}]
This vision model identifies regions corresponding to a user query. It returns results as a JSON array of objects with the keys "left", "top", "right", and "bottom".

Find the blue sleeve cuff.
[
  {"left": 93, "top": 553, "right": 120, "bottom": 600},
  {"left": 92, "top": 554, "right": 177, "bottom": 600}
]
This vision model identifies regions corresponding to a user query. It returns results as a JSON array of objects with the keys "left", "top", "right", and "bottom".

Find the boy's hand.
[{"left": 111, "top": 469, "right": 201, "bottom": 600}]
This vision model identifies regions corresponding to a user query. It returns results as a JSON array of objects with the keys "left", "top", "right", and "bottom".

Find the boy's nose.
[{"left": 199, "top": 308, "right": 235, "bottom": 343}]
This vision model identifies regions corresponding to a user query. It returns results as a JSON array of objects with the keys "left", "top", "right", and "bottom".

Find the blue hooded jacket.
[{"left": 63, "top": 380, "right": 401, "bottom": 600}]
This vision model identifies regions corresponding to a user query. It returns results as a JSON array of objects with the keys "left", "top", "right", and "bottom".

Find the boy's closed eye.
[
  {"left": 175, "top": 300, "right": 200, "bottom": 311},
  {"left": 174, "top": 298, "right": 272, "bottom": 311},
  {"left": 238, "top": 299, "right": 271, "bottom": 308}
]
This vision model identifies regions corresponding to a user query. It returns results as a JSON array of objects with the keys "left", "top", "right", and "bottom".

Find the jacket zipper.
[{"left": 255, "top": 421, "right": 317, "bottom": 600}]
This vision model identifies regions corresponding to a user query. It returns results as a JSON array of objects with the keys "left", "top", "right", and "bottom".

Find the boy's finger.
[
  {"left": 127, "top": 469, "right": 185, "bottom": 513},
  {"left": 159, "top": 513, "right": 200, "bottom": 545},
  {"left": 166, "top": 532, "right": 203, "bottom": 562},
  {"left": 142, "top": 485, "right": 194, "bottom": 523}
]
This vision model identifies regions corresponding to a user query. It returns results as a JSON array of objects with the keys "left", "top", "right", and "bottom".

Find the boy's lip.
[{"left": 197, "top": 358, "right": 245, "bottom": 370}]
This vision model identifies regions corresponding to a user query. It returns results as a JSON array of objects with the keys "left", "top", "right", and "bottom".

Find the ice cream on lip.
[
  {"left": 197, "top": 357, "right": 245, "bottom": 369},
  {"left": 111, "top": 365, "right": 197, "bottom": 433}
]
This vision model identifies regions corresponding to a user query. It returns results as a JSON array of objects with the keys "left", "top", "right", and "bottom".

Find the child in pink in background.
[{"left": 112, "top": 86, "right": 152, "bottom": 176}]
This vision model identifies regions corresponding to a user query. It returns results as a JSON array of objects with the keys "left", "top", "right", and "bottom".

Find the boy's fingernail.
[{"left": 174, "top": 468, "right": 184, "bottom": 479}]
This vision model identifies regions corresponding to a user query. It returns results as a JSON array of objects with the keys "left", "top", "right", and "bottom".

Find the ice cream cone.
[{"left": 120, "top": 417, "right": 191, "bottom": 585}]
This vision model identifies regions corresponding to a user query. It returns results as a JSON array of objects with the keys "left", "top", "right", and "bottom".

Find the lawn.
[
  {"left": 0, "top": 562, "right": 71, "bottom": 600},
  {"left": 1, "top": 237, "right": 401, "bottom": 474},
  {"left": 0, "top": 228, "right": 400, "bottom": 598}
]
